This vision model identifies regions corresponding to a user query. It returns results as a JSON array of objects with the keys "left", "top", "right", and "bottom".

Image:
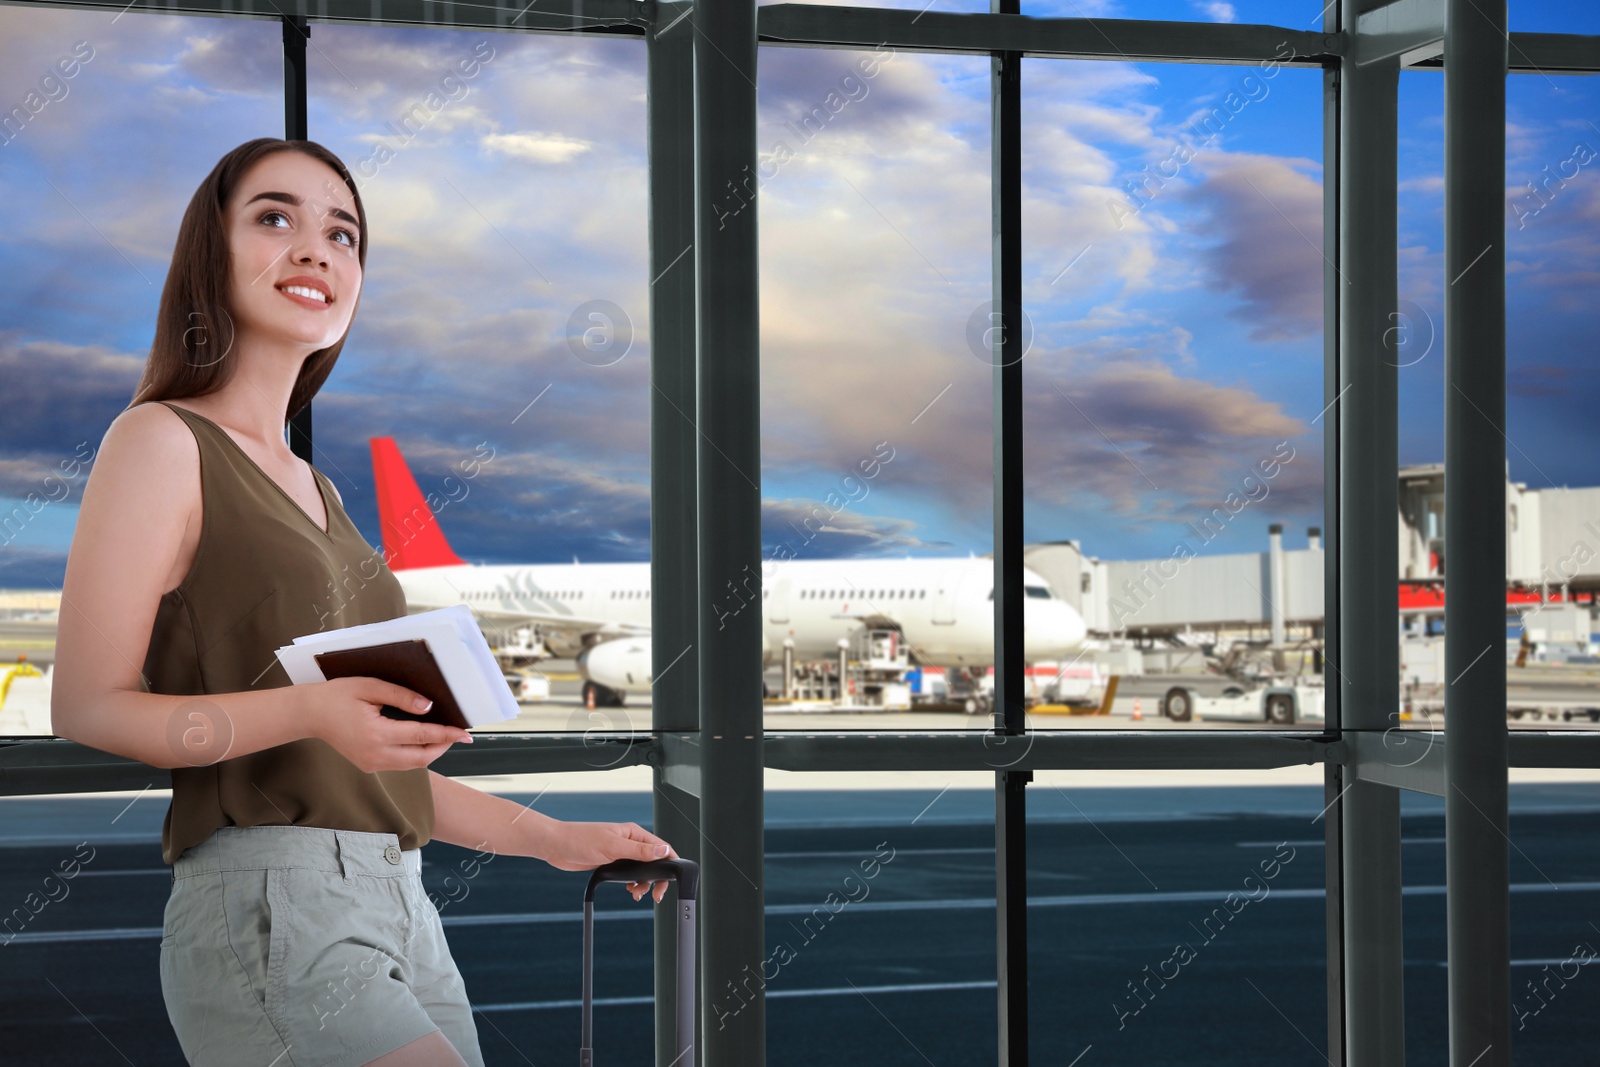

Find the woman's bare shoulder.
[
  {"left": 105, "top": 400, "right": 197, "bottom": 454},
  {"left": 93, "top": 402, "right": 202, "bottom": 512}
]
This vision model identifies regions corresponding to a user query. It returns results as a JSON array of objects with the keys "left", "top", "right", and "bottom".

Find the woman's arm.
[
  {"left": 428, "top": 770, "right": 679, "bottom": 900},
  {"left": 52, "top": 404, "right": 322, "bottom": 768},
  {"left": 427, "top": 769, "right": 557, "bottom": 858}
]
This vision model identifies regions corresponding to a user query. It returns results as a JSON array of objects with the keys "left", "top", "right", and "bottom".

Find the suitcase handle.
[
  {"left": 584, "top": 857, "right": 700, "bottom": 902},
  {"left": 582, "top": 857, "right": 699, "bottom": 1067}
]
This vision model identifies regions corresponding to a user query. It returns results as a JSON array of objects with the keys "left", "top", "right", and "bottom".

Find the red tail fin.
[{"left": 369, "top": 437, "right": 467, "bottom": 571}]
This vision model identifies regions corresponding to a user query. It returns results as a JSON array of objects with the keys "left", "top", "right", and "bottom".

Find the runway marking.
[
  {"left": 62, "top": 869, "right": 172, "bottom": 877},
  {"left": 17, "top": 881, "right": 1600, "bottom": 945},
  {"left": 767, "top": 847, "right": 995, "bottom": 859},
  {"left": 474, "top": 978, "right": 999, "bottom": 1013},
  {"left": 1439, "top": 958, "right": 1600, "bottom": 968},
  {"left": 1235, "top": 837, "right": 1447, "bottom": 848}
]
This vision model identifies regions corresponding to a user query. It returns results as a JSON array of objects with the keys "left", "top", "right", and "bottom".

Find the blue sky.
[{"left": 0, "top": 0, "right": 1595, "bottom": 589}]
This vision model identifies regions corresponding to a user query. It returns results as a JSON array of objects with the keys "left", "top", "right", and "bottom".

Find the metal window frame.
[{"left": 1, "top": 1, "right": 1597, "bottom": 1064}]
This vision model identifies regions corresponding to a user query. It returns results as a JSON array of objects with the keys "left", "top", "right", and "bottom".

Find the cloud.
[
  {"left": 763, "top": 496, "right": 950, "bottom": 559},
  {"left": 0, "top": 332, "right": 141, "bottom": 495},
  {"left": 1192, "top": 2, "right": 1238, "bottom": 22},
  {"left": 1177, "top": 152, "right": 1325, "bottom": 342},
  {"left": 1026, "top": 357, "right": 1308, "bottom": 514},
  {"left": 1509, "top": 364, "right": 1574, "bottom": 399},
  {"left": 482, "top": 131, "right": 594, "bottom": 164}
]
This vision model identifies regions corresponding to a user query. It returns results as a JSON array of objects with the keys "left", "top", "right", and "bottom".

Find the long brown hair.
[{"left": 129, "top": 138, "right": 368, "bottom": 426}]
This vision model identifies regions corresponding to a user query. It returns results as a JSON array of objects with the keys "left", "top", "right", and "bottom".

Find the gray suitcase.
[{"left": 581, "top": 857, "right": 699, "bottom": 1066}]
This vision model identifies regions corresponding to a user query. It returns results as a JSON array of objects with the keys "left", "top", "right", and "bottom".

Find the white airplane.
[{"left": 369, "top": 436, "right": 1088, "bottom": 705}]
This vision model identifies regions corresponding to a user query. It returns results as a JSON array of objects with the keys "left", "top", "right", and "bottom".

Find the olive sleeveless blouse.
[{"left": 141, "top": 401, "right": 434, "bottom": 865}]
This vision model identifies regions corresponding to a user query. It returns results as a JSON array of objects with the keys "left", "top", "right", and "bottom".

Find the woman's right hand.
[{"left": 300, "top": 676, "right": 473, "bottom": 773}]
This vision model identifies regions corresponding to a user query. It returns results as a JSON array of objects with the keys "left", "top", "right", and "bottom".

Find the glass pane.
[
  {"left": 1023, "top": 0, "right": 1331, "bottom": 27},
  {"left": 1023, "top": 55, "right": 1327, "bottom": 731},
  {"left": 1028, "top": 769, "right": 1328, "bottom": 1063},
  {"left": 1395, "top": 67, "right": 1445, "bottom": 735},
  {"left": 1506, "top": 783, "right": 1600, "bottom": 1061},
  {"left": 1400, "top": 781, "right": 1600, "bottom": 1060},
  {"left": 757, "top": 47, "right": 994, "bottom": 731},
  {"left": 306, "top": 24, "right": 652, "bottom": 736},
  {"left": 1503, "top": 66, "right": 1600, "bottom": 732},
  {"left": 1510, "top": 0, "right": 1600, "bottom": 35},
  {"left": 1398, "top": 62, "right": 1600, "bottom": 735},
  {"left": 760, "top": 0, "right": 990, "bottom": 13},
  {"left": 0, "top": 8, "right": 283, "bottom": 738}
]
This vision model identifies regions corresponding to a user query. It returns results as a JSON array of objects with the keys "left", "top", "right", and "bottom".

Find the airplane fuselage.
[{"left": 393, "top": 556, "right": 1086, "bottom": 668}]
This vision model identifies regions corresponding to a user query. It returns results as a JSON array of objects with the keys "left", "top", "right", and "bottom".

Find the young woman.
[{"left": 51, "top": 138, "right": 678, "bottom": 1067}]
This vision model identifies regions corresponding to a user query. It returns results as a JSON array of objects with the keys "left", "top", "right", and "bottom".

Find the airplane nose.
[{"left": 1024, "top": 600, "right": 1088, "bottom": 659}]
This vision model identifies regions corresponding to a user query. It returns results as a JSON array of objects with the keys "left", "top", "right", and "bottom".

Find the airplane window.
[
  {"left": 920, "top": 590, "right": 926, "bottom": 598},
  {"left": 1026, "top": 586, "right": 1052, "bottom": 599}
]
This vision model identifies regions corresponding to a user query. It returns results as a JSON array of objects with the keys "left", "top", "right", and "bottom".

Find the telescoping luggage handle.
[{"left": 581, "top": 857, "right": 700, "bottom": 1067}]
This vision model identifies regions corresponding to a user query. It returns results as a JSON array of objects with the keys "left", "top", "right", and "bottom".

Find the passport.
[{"left": 312, "top": 638, "right": 472, "bottom": 730}]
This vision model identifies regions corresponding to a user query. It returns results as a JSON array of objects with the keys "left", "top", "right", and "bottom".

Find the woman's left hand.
[{"left": 543, "top": 820, "right": 680, "bottom": 903}]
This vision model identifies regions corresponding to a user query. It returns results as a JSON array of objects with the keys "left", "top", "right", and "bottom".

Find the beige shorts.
[{"left": 159, "top": 824, "right": 485, "bottom": 1067}]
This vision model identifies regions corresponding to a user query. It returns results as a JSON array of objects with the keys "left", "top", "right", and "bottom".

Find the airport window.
[{"left": 1, "top": 2, "right": 1590, "bottom": 1066}]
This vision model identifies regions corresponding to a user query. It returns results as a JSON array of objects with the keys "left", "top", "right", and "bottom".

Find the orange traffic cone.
[
  {"left": 585, "top": 684, "right": 596, "bottom": 711},
  {"left": 1132, "top": 698, "right": 1143, "bottom": 721}
]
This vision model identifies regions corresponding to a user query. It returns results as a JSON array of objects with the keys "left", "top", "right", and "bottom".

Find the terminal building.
[{"left": 1025, "top": 464, "right": 1600, "bottom": 651}]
